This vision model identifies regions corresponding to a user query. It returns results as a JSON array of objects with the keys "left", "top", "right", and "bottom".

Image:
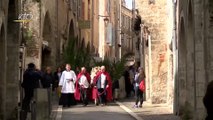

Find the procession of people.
[{"left": 21, "top": 62, "right": 146, "bottom": 111}]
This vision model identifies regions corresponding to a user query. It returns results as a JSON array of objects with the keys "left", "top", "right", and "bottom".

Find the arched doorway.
[
  {"left": 178, "top": 17, "right": 187, "bottom": 114},
  {"left": 0, "top": 25, "right": 6, "bottom": 120},
  {"left": 68, "top": 20, "right": 75, "bottom": 41},
  {"left": 42, "top": 12, "right": 55, "bottom": 70}
]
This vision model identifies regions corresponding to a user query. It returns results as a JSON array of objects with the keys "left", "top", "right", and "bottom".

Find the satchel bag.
[{"left": 139, "top": 80, "right": 145, "bottom": 92}]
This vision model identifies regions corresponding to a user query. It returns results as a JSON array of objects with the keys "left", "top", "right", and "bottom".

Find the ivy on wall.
[{"left": 23, "top": 28, "right": 38, "bottom": 57}]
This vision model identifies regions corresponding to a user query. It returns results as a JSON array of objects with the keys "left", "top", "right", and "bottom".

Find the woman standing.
[
  {"left": 91, "top": 67, "right": 100, "bottom": 105},
  {"left": 59, "top": 64, "right": 77, "bottom": 107},
  {"left": 133, "top": 67, "right": 145, "bottom": 108}
]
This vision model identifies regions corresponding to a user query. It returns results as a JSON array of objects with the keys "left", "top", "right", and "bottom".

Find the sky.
[{"left": 125, "top": 0, "right": 133, "bottom": 9}]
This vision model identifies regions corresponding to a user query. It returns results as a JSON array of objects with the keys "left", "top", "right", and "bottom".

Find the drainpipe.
[
  {"left": 91, "top": 0, "right": 94, "bottom": 53},
  {"left": 56, "top": 0, "right": 59, "bottom": 65},
  {"left": 119, "top": 0, "right": 122, "bottom": 60},
  {"left": 172, "top": 0, "right": 178, "bottom": 115}
]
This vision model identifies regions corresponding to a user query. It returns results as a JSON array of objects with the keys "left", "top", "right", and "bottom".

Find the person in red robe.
[
  {"left": 74, "top": 67, "right": 91, "bottom": 106},
  {"left": 93, "top": 66, "right": 113, "bottom": 106}
]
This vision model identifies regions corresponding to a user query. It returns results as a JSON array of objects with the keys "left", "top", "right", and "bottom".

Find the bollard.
[
  {"left": 114, "top": 88, "right": 119, "bottom": 100},
  {"left": 34, "top": 88, "right": 49, "bottom": 120},
  {"left": 31, "top": 100, "right": 36, "bottom": 120}
]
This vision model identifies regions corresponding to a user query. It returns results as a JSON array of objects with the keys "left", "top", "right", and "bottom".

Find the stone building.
[
  {"left": 121, "top": 4, "right": 134, "bottom": 55},
  {"left": 174, "top": 0, "right": 213, "bottom": 119},
  {"left": 0, "top": 0, "right": 21, "bottom": 119},
  {"left": 94, "top": 0, "right": 120, "bottom": 60},
  {"left": 1, "top": 0, "right": 94, "bottom": 119},
  {"left": 135, "top": 0, "right": 174, "bottom": 105},
  {"left": 23, "top": 0, "right": 81, "bottom": 69},
  {"left": 135, "top": 0, "right": 213, "bottom": 119}
]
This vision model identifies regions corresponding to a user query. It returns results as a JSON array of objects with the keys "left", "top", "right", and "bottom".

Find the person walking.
[
  {"left": 133, "top": 67, "right": 145, "bottom": 108},
  {"left": 58, "top": 64, "right": 77, "bottom": 107},
  {"left": 41, "top": 67, "right": 54, "bottom": 89},
  {"left": 91, "top": 67, "right": 100, "bottom": 105},
  {"left": 93, "top": 66, "right": 113, "bottom": 106},
  {"left": 75, "top": 67, "right": 91, "bottom": 106},
  {"left": 21, "top": 63, "right": 42, "bottom": 120}
]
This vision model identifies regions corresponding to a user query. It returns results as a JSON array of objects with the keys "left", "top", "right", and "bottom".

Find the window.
[
  {"left": 77, "top": 0, "right": 82, "bottom": 20},
  {"left": 107, "top": 0, "right": 111, "bottom": 14},
  {"left": 122, "top": 15, "right": 125, "bottom": 26},
  {"left": 82, "top": 1, "right": 85, "bottom": 20}
]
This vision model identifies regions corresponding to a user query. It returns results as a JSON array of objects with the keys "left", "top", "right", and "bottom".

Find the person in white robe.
[{"left": 59, "top": 64, "right": 77, "bottom": 107}]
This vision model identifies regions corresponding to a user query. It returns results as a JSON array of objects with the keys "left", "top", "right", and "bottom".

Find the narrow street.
[
  {"left": 1, "top": 0, "right": 212, "bottom": 120},
  {"left": 61, "top": 103, "right": 135, "bottom": 120}
]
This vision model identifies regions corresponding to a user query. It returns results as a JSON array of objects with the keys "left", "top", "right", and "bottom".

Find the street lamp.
[
  {"left": 98, "top": 15, "right": 110, "bottom": 25},
  {"left": 103, "top": 17, "right": 109, "bottom": 25}
]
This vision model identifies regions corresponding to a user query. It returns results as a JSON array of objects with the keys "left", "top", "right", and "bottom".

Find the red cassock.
[
  {"left": 74, "top": 72, "right": 91, "bottom": 101},
  {"left": 92, "top": 71, "right": 113, "bottom": 101}
]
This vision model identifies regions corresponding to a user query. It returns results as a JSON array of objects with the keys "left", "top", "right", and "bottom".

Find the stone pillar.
[
  {"left": 0, "top": 23, "right": 6, "bottom": 120},
  {"left": 34, "top": 89, "right": 49, "bottom": 120},
  {"left": 194, "top": 0, "right": 206, "bottom": 119},
  {"left": 6, "top": 0, "right": 20, "bottom": 118},
  {"left": 118, "top": 76, "right": 126, "bottom": 99}
]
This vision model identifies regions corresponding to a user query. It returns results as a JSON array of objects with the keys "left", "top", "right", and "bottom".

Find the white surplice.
[
  {"left": 79, "top": 75, "right": 89, "bottom": 88},
  {"left": 59, "top": 70, "right": 77, "bottom": 93}
]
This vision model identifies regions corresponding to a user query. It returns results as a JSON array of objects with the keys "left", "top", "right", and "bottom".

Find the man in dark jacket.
[{"left": 21, "top": 63, "right": 42, "bottom": 112}]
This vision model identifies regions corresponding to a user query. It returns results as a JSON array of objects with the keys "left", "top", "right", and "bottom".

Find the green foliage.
[
  {"left": 23, "top": 29, "right": 33, "bottom": 41},
  {"left": 93, "top": 53, "right": 133, "bottom": 82},
  {"left": 63, "top": 37, "right": 91, "bottom": 71},
  {"left": 64, "top": 37, "right": 133, "bottom": 81}
]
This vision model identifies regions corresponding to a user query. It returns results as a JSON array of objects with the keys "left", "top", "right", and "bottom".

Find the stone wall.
[
  {"left": 136, "top": 0, "right": 173, "bottom": 104},
  {"left": 176, "top": 0, "right": 213, "bottom": 119},
  {"left": 0, "top": 0, "right": 21, "bottom": 119},
  {"left": 23, "top": 0, "right": 41, "bottom": 68}
]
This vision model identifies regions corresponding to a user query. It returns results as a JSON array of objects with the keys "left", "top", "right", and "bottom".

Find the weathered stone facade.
[
  {"left": 0, "top": 0, "right": 89, "bottom": 119},
  {"left": 136, "top": 0, "right": 213, "bottom": 119},
  {"left": 23, "top": 0, "right": 81, "bottom": 70},
  {"left": 135, "top": 0, "right": 174, "bottom": 104},
  {"left": 175, "top": 0, "right": 213, "bottom": 119},
  {"left": 0, "top": 0, "right": 21, "bottom": 119}
]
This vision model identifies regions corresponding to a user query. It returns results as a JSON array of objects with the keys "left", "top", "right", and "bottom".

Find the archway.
[
  {"left": 0, "top": 25, "right": 6, "bottom": 120},
  {"left": 42, "top": 12, "right": 55, "bottom": 70},
  {"left": 68, "top": 20, "right": 75, "bottom": 41},
  {"left": 178, "top": 17, "right": 187, "bottom": 115}
]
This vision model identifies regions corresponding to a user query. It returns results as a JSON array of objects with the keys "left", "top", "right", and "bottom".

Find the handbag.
[{"left": 139, "top": 80, "right": 145, "bottom": 92}]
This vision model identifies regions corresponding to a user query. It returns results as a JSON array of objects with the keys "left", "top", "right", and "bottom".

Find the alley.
[
  {"left": 61, "top": 103, "right": 135, "bottom": 120},
  {"left": 1, "top": 0, "right": 213, "bottom": 120}
]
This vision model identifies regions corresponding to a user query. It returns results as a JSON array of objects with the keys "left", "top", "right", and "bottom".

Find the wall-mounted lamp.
[
  {"left": 103, "top": 17, "right": 109, "bottom": 25},
  {"left": 98, "top": 15, "right": 110, "bottom": 25}
]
